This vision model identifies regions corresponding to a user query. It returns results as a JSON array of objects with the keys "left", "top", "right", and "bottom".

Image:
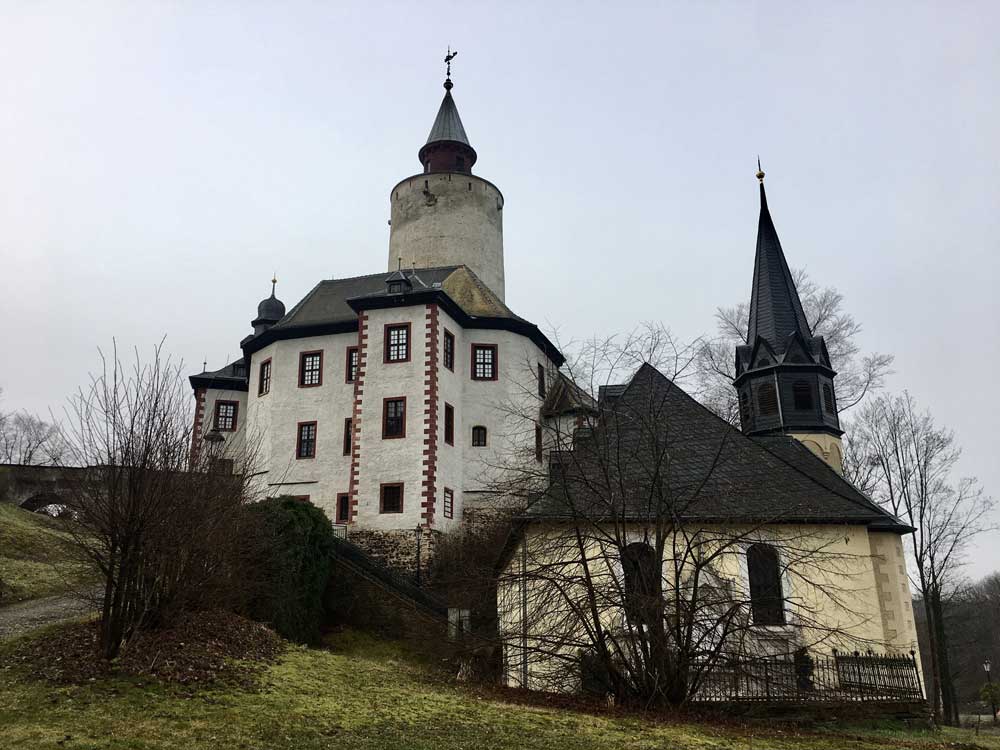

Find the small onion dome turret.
[{"left": 252, "top": 277, "right": 286, "bottom": 335}]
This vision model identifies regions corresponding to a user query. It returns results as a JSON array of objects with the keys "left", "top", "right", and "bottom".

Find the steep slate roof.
[
  {"left": 425, "top": 88, "right": 471, "bottom": 147},
  {"left": 189, "top": 358, "right": 248, "bottom": 392},
  {"left": 531, "top": 363, "right": 907, "bottom": 531},
  {"left": 746, "top": 183, "right": 813, "bottom": 351}
]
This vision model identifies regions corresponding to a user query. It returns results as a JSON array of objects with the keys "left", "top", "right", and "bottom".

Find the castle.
[{"left": 189, "top": 66, "right": 919, "bottom": 677}]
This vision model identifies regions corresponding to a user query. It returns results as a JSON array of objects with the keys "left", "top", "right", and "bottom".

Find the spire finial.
[
  {"left": 270, "top": 273, "right": 277, "bottom": 297},
  {"left": 444, "top": 47, "right": 457, "bottom": 90},
  {"left": 756, "top": 157, "right": 765, "bottom": 183}
]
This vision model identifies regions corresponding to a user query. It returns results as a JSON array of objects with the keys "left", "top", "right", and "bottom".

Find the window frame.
[
  {"left": 258, "top": 358, "right": 272, "bottom": 396},
  {"left": 213, "top": 400, "right": 239, "bottom": 432},
  {"left": 336, "top": 493, "right": 351, "bottom": 523},
  {"left": 343, "top": 417, "right": 353, "bottom": 456},
  {"left": 298, "top": 350, "right": 324, "bottom": 388},
  {"left": 383, "top": 323, "right": 412, "bottom": 364},
  {"left": 792, "top": 380, "right": 813, "bottom": 411},
  {"left": 471, "top": 425, "right": 487, "bottom": 447},
  {"left": 444, "top": 402, "right": 454, "bottom": 446},
  {"left": 537, "top": 363, "right": 546, "bottom": 398},
  {"left": 822, "top": 383, "right": 836, "bottom": 415},
  {"left": 345, "top": 346, "right": 359, "bottom": 383},
  {"left": 471, "top": 343, "right": 499, "bottom": 381},
  {"left": 443, "top": 329, "right": 455, "bottom": 371},
  {"left": 296, "top": 420, "right": 318, "bottom": 460},
  {"left": 746, "top": 543, "right": 786, "bottom": 627},
  {"left": 443, "top": 487, "right": 454, "bottom": 519},
  {"left": 757, "top": 382, "right": 779, "bottom": 416},
  {"left": 534, "top": 424, "right": 543, "bottom": 463},
  {"left": 379, "top": 482, "right": 404, "bottom": 514},
  {"left": 382, "top": 396, "right": 407, "bottom": 439}
]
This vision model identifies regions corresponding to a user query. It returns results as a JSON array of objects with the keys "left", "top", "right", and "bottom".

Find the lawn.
[
  {"left": 0, "top": 504, "right": 91, "bottom": 603},
  {"left": 2, "top": 627, "right": 999, "bottom": 750}
]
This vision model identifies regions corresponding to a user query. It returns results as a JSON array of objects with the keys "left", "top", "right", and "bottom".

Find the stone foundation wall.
[{"left": 349, "top": 527, "right": 441, "bottom": 578}]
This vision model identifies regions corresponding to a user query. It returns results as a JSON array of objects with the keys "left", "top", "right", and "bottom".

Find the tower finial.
[
  {"left": 271, "top": 273, "right": 277, "bottom": 296},
  {"left": 444, "top": 47, "right": 457, "bottom": 90},
  {"left": 756, "top": 157, "right": 765, "bottom": 183}
]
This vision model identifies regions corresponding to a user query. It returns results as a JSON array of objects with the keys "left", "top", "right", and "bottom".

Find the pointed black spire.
[
  {"left": 747, "top": 171, "right": 812, "bottom": 349},
  {"left": 418, "top": 52, "right": 477, "bottom": 174},
  {"left": 733, "top": 167, "right": 842, "bottom": 440}
]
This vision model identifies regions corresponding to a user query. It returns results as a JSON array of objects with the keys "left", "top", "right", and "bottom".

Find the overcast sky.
[{"left": 1, "top": 2, "right": 997, "bottom": 575}]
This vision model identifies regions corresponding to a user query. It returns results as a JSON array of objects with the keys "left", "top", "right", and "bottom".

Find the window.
[
  {"left": 622, "top": 542, "right": 660, "bottom": 627},
  {"left": 537, "top": 363, "right": 546, "bottom": 398},
  {"left": 232, "top": 363, "right": 246, "bottom": 377},
  {"left": 758, "top": 382, "right": 779, "bottom": 416},
  {"left": 336, "top": 493, "right": 350, "bottom": 523},
  {"left": 443, "top": 487, "right": 454, "bottom": 519},
  {"left": 299, "top": 351, "right": 323, "bottom": 387},
  {"left": 448, "top": 607, "right": 470, "bottom": 639},
  {"left": 345, "top": 347, "right": 359, "bottom": 383},
  {"left": 213, "top": 400, "right": 238, "bottom": 432},
  {"left": 823, "top": 384, "right": 836, "bottom": 415},
  {"left": 388, "top": 281, "right": 404, "bottom": 294},
  {"left": 444, "top": 403, "right": 454, "bottom": 445},
  {"left": 471, "top": 344, "right": 498, "bottom": 381},
  {"left": 443, "top": 330, "right": 455, "bottom": 371},
  {"left": 384, "top": 323, "right": 410, "bottom": 363},
  {"left": 747, "top": 543, "right": 785, "bottom": 626},
  {"left": 382, "top": 397, "right": 406, "bottom": 439},
  {"left": 535, "top": 425, "right": 543, "bottom": 463},
  {"left": 472, "top": 425, "right": 487, "bottom": 447},
  {"left": 380, "top": 483, "right": 403, "bottom": 513},
  {"left": 296, "top": 421, "right": 317, "bottom": 459},
  {"left": 739, "top": 390, "right": 751, "bottom": 425},
  {"left": 343, "top": 418, "right": 353, "bottom": 456},
  {"left": 258, "top": 359, "right": 271, "bottom": 396},
  {"left": 792, "top": 380, "right": 813, "bottom": 411}
]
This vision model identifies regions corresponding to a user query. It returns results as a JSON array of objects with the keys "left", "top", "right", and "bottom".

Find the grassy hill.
[
  {"left": 0, "top": 504, "right": 89, "bottom": 603},
  {"left": 1, "top": 627, "right": 999, "bottom": 750}
]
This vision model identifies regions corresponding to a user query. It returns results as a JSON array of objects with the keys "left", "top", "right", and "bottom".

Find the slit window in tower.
[
  {"left": 823, "top": 384, "right": 836, "bottom": 415},
  {"left": 537, "top": 363, "right": 546, "bottom": 398},
  {"left": 443, "top": 487, "right": 454, "bottom": 519},
  {"left": 444, "top": 403, "right": 454, "bottom": 445},
  {"left": 258, "top": 359, "right": 271, "bottom": 396},
  {"left": 758, "top": 383, "right": 778, "bottom": 416},
  {"left": 471, "top": 344, "right": 498, "bottom": 381},
  {"left": 535, "top": 425, "right": 543, "bottom": 463},
  {"left": 792, "top": 381, "right": 813, "bottom": 411},
  {"left": 443, "top": 330, "right": 455, "bottom": 371},
  {"left": 343, "top": 418, "right": 352, "bottom": 456},
  {"left": 385, "top": 324, "right": 410, "bottom": 363},
  {"left": 346, "top": 347, "right": 359, "bottom": 383}
]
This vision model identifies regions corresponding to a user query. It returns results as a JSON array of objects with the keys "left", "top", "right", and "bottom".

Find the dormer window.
[{"left": 388, "top": 281, "right": 404, "bottom": 294}]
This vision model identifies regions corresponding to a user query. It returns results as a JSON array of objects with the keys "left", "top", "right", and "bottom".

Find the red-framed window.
[
  {"left": 213, "top": 400, "right": 239, "bottom": 431},
  {"left": 346, "top": 346, "right": 359, "bottom": 383},
  {"left": 380, "top": 482, "right": 404, "bottom": 514},
  {"left": 382, "top": 397, "right": 406, "bottom": 439},
  {"left": 384, "top": 323, "right": 411, "bottom": 363},
  {"left": 472, "top": 425, "right": 487, "bottom": 447},
  {"left": 298, "top": 350, "right": 323, "bottom": 387},
  {"left": 343, "top": 417, "right": 353, "bottom": 456},
  {"left": 471, "top": 344, "right": 498, "bottom": 381},
  {"left": 296, "top": 421, "right": 317, "bottom": 459},
  {"left": 443, "top": 487, "right": 454, "bottom": 519},
  {"left": 258, "top": 358, "right": 272, "bottom": 396},
  {"left": 443, "top": 329, "right": 455, "bottom": 371},
  {"left": 336, "top": 493, "right": 350, "bottom": 523},
  {"left": 444, "top": 402, "right": 454, "bottom": 445}
]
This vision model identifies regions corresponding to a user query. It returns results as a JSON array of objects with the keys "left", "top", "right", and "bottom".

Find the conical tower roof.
[
  {"left": 425, "top": 86, "right": 471, "bottom": 146},
  {"left": 746, "top": 180, "right": 812, "bottom": 349},
  {"left": 418, "top": 77, "right": 477, "bottom": 173}
]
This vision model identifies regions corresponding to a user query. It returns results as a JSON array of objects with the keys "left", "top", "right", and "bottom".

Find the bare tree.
[
  {"left": 490, "top": 328, "right": 893, "bottom": 707},
  {"left": 847, "top": 392, "right": 995, "bottom": 724},
  {"left": 0, "top": 389, "right": 66, "bottom": 465},
  {"left": 695, "top": 269, "right": 894, "bottom": 424},
  {"left": 60, "top": 341, "right": 264, "bottom": 659}
]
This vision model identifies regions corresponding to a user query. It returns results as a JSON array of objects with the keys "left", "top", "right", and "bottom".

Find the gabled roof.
[
  {"left": 746, "top": 183, "right": 813, "bottom": 351},
  {"left": 531, "top": 363, "right": 908, "bottom": 531}
]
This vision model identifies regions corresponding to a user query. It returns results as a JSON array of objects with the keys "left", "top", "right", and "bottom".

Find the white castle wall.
[{"left": 388, "top": 173, "right": 505, "bottom": 301}]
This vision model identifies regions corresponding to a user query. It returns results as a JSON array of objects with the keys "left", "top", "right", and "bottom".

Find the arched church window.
[
  {"left": 747, "top": 543, "right": 785, "bottom": 626},
  {"left": 822, "top": 384, "right": 836, "bottom": 415},
  {"left": 792, "top": 381, "right": 813, "bottom": 411},
  {"left": 472, "top": 425, "right": 487, "bottom": 447},
  {"left": 758, "top": 383, "right": 778, "bottom": 416},
  {"left": 739, "top": 391, "right": 751, "bottom": 425},
  {"left": 621, "top": 542, "right": 660, "bottom": 628}
]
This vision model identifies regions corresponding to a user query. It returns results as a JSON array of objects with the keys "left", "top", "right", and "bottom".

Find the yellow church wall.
[
  {"left": 498, "top": 521, "right": 917, "bottom": 692},
  {"left": 790, "top": 432, "right": 845, "bottom": 475}
]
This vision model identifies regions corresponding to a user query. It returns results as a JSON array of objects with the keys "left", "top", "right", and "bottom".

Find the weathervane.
[{"left": 445, "top": 47, "right": 458, "bottom": 78}]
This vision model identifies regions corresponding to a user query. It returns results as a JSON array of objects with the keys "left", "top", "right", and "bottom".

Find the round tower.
[{"left": 388, "top": 68, "right": 506, "bottom": 301}]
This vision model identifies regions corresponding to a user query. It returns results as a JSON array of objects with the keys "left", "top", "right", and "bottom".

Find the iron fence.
[{"left": 691, "top": 649, "right": 923, "bottom": 702}]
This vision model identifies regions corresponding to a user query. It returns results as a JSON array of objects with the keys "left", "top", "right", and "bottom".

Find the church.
[{"left": 189, "top": 63, "right": 919, "bottom": 679}]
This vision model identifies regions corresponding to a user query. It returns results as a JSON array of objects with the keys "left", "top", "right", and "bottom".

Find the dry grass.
[{"left": 0, "top": 504, "right": 91, "bottom": 603}]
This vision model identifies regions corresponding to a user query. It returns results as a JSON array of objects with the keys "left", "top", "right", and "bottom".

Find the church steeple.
[
  {"left": 733, "top": 167, "right": 845, "bottom": 473},
  {"left": 418, "top": 50, "right": 477, "bottom": 174}
]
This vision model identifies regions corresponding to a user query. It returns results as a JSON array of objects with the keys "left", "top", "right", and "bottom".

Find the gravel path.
[{"left": 0, "top": 593, "right": 96, "bottom": 641}]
